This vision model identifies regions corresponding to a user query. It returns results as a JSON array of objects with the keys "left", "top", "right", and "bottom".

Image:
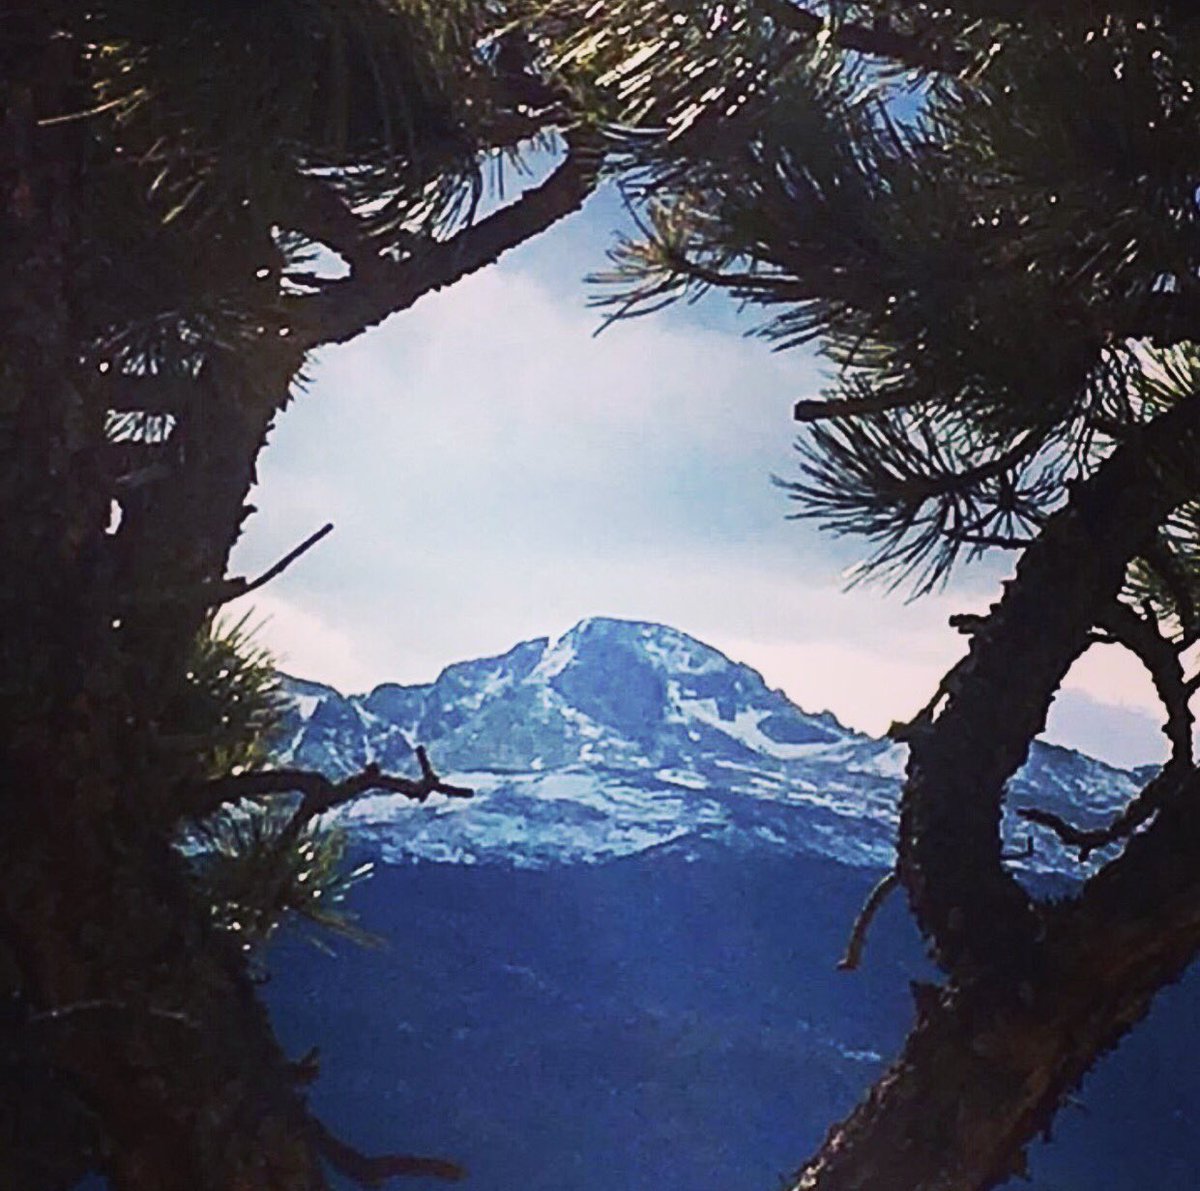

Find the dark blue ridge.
[{"left": 264, "top": 851, "right": 1200, "bottom": 1191}]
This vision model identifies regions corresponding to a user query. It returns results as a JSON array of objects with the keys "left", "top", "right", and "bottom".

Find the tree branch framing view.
[{"left": 3, "top": 2, "right": 1200, "bottom": 1189}]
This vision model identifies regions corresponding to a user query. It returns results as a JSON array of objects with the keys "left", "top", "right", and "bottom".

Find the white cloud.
[
  {"left": 227, "top": 241, "right": 1161, "bottom": 762},
  {"left": 1060, "top": 639, "right": 1159, "bottom": 711},
  {"left": 227, "top": 591, "right": 378, "bottom": 693}
]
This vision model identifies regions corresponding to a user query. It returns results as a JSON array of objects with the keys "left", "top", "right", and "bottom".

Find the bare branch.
[
  {"left": 793, "top": 389, "right": 921, "bottom": 423},
  {"left": 837, "top": 869, "right": 899, "bottom": 971},
  {"left": 215, "top": 522, "right": 335, "bottom": 605},
  {"left": 290, "top": 136, "right": 601, "bottom": 351},
  {"left": 186, "top": 747, "right": 472, "bottom": 825},
  {"left": 1019, "top": 762, "right": 1192, "bottom": 862},
  {"left": 308, "top": 1115, "right": 465, "bottom": 1185},
  {"left": 120, "top": 522, "right": 334, "bottom": 612}
]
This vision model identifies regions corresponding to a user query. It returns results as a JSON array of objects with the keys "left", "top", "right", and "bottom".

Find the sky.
[{"left": 228, "top": 184, "right": 1167, "bottom": 770}]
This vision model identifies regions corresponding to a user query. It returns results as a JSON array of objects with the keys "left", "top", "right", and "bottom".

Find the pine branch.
[
  {"left": 753, "top": 0, "right": 972, "bottom": 73},
  {"left": 290, "top": 136, "right": 601, "bottom": 351}
]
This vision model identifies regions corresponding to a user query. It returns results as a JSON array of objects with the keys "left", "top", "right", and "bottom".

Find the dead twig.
[
  {"left": 308, "top": 1114, "right": 465, "bottom": 1185},
  {"left": 837, "top": 869, "right": 900, "bottom": 971},
  {"left": 187, "top": 747, "right": 472, "bottom": 833},
  {"left": 208, "top": 521, "right": 335, "bottom": 606}
]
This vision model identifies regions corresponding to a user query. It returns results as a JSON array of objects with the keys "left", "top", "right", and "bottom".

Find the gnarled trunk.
[
  {"left": 0, "top": 24, "right": 327, "bottom": 1186},
  {"left": 794, "top": 395, "right": 1200, "bottom": 1189}
]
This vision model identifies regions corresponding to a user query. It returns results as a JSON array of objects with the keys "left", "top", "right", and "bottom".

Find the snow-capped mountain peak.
[{"left": 273, "top": 617, "right": 1143, "bottom": 877}]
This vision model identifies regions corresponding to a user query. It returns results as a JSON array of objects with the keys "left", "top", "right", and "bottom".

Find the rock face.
[{"left": 275, "top": 616, "right": 1140, "bottom": 875}]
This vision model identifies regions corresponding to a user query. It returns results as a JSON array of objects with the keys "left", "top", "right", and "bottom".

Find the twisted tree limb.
[
  {"left": 897, "top": 393, "right": 1200, "bottom": 978},
  {"left": 793, "top": 767, "right": 1200, "bottom": 1190},
  {"left": 290, "top": 136, "right": 602, "bottom": 351},
  {"left": 792, "top": 395, "right": 1200, "bottom": 1188}
]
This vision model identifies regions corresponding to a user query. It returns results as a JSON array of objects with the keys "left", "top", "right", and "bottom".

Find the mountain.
[
  {"left": 261, "top": 618, "right": 1198, "bottom": 1191},
  {"left": 274, "top": 615, "right": 1140, "bottom": 877}
]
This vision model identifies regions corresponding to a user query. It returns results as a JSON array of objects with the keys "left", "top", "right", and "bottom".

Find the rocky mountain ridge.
[{"left": 275, "top": 616, "right": 1143, "bottom": 876}]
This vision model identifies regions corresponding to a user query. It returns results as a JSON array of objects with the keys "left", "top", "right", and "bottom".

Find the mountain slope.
[{"left": 275, "top": 616, "right": 1142, "bottom": 876}]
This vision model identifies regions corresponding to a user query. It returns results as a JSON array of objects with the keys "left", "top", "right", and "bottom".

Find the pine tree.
[
  {"left": 0, "top": 4, "right": 604, "bottom": 1186},
  {"left": 546, "top": 2, "right": 1200, "bottom": 1186}
]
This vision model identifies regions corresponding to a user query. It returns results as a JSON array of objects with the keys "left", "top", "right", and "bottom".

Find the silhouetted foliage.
[
  {"left": 0, "top": 3, "right": 603, "bottom": 1186},
  {"left": 547, "top": 2, "right": 1200, "bottom": 1187}
]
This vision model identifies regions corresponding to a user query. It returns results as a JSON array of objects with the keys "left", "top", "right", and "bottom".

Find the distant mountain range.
[
  {"left": 264, "top": 617, "right": 1198, "bottom": 1191},
  {"left": 276, "top": 615, "right": 1142, "bottom": 876}
]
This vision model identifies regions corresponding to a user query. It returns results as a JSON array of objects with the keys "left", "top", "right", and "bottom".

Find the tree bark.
[
  {"left": 793, "top": 828, "right": 1200, "bottom": 1190},
  {"left": 899, "top": 394, "right": 1200, "bottom": 977},
  {"left": 793, "top": 395, "right": 1200, "bottom": 1188},
  {"left": 0, "top": 14, "right": 596, "bottom": 1181},
  {"left": 0, "top": 22, "right": 326, "bottom": 1187},
  {"left": 5, "top": 740, "right": 327, "bottom": 1191}
]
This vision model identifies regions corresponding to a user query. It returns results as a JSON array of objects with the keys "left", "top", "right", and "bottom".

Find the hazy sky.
[{"left": 228, "top": 186, "right": 1166, "bottom": 769}]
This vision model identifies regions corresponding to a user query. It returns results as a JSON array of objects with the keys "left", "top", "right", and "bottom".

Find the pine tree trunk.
[
  {"left": 792, "top": 395, "right": 1200, "bottom": 1188},
  {"left": 793, "top": 853, "right": 1200, "bottom": 1190},
  {"left": 5, "top": 742, "right": 327, "bottom": 1191},
  {"left": 0, "top": 21, "right": 329, "bottom": 1186}
]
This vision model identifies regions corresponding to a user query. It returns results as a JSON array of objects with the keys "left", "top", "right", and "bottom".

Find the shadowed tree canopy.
[
  {"left": 0, "top": 2, "right": 615, "bottom": 1187},
  {"left": 543, "top": 0, "right": 1200, "bottom": 1187},
  {"left": 10, "top": 2, "right": 1200, "bottom": 1190}
]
